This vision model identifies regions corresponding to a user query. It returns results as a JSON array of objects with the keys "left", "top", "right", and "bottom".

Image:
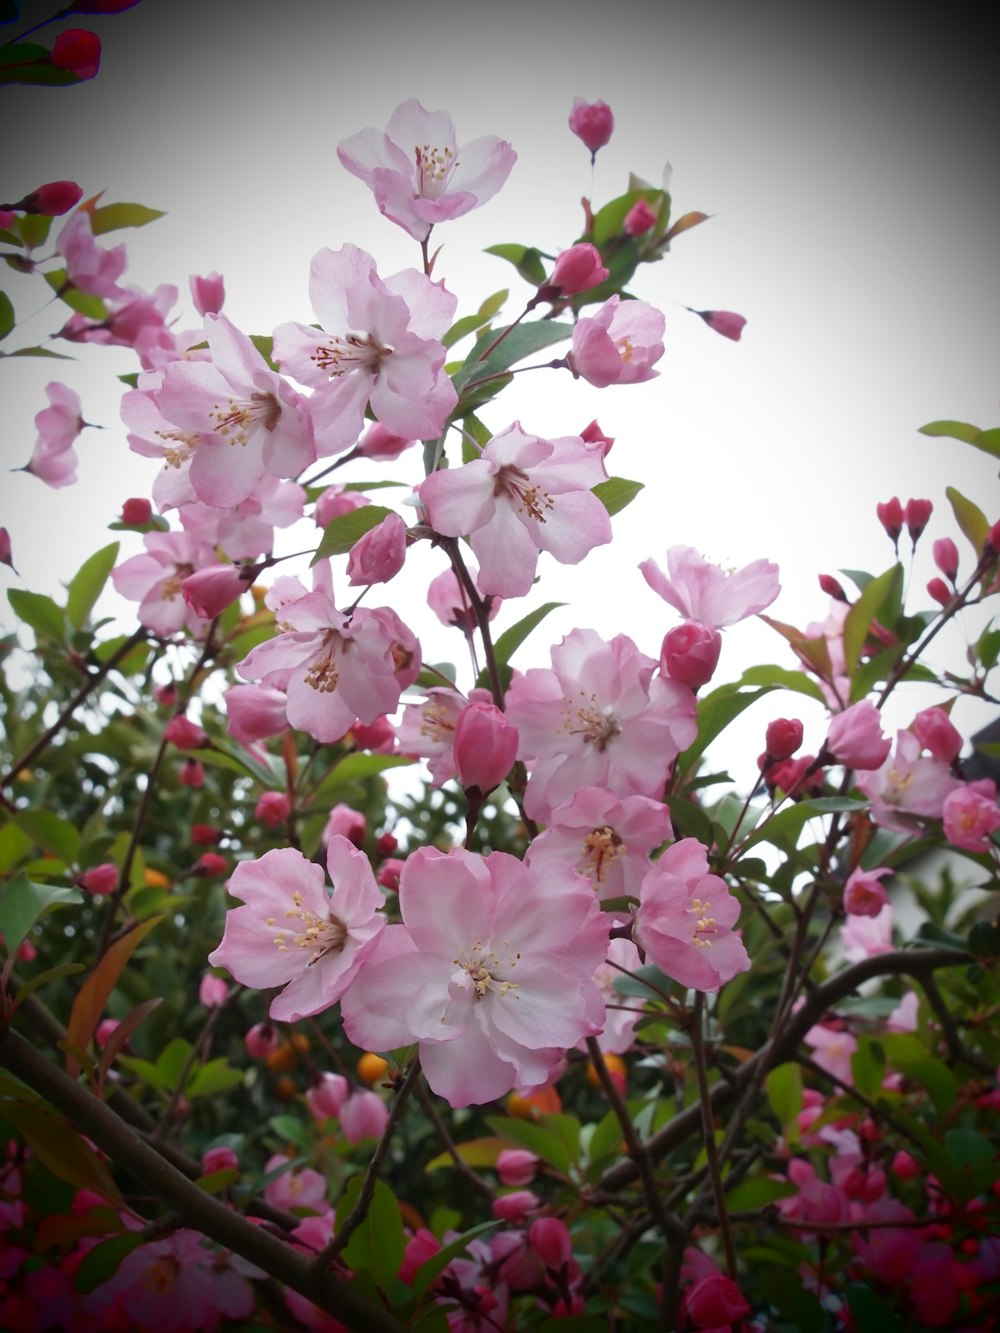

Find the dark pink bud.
[
  {"left": 376, "top": 857, "right": 404, "bottom": 891},
  {"left": 765, "top": 717, "right": 804, "bottom": 761},
  {"left": 244, "top": 1021, "right": 279, "bottom": 1060},
  {"left": 497, "top": 1148, "right": 539, "bottom": 1186},
  {"left": 624, "top": 198, "right": 657, "bottom": 236},
  {"left": 182, "top": 563, "right": 251, "bottom": 619},
  {"left": 876, "top": 497, "right": 904, "bottom": 546},
  {"left": 454, "top": 701, "right": 519, "bottom": 794},
  {"left": 927, "top": 577, "right": 952, "bottom": 606},
  {"left": 580, "top": 419, "right": 614, "bottom": 457},
  {"left": 254, "top": 790, "right": 291, "bottom": 827},
  {"left": 0, "top": 527, "right": 15, "bottom": 573},
  {"left": 686, "top": 1272, "right": 751, "bottom": 1326},
  {"left": 695, "top": 309, "right": 747, "bottom": 342},
  {"left": 357, "top": 422, "right": 415, "bottom": 460},
  {"left": 932, "top": 536, "right": 959, "bottom": 582},
  {"left": 985, "top": 520, "right": 1000, "bottom": 554},
  {"left": 95, "top": 1018, "right": 120, "bottom": 1049},
  {"left": 549, "top": 243, "right": 609, "bottom": 296},
  {"left": 154, "top": 682, "right": 177, "bottom": 708},
  {"left": 164, "top": 714, "right": 207, "bottom": 750},
  {"left": 528, "top": 1217, "right": 573, "bottom": 1271},
  {"left": 191, "top": 824, "right": 220, "bottom": 845},
  {"left": 825, "top": 700, "right": 891, "bottom": 770},
  {"left": 375, "top": 831, "right": 397, "bottom": 857},
  {"left": 492, "top": 1190, "right": 539, "bottom": 1224},
  {"left": 346, "top": 512, "right": 407, "bottom": 586},
  {"left": 904, "top": 497, "right": 933, "bottom": 546},
  {"left": 190, "top": 271, "right": 225, "bottom": 317},
  {"left": 179, "top": 758, "right": 205, "bottom": 788},
  {"left": 350, "top": 715, "right": 396, "bottom": 753},
  {"left": 912, "top": 706, "right": 962, "bottom": 763},
  {"left": 120, "top": 496, "right": 152, "bottom": 525},
  {"left": 569, "top": 98, "right": 614, "bottom": 158},
  {"left": 79, "top": 863, "right": 118, "bottom": 896},
  {"left": 50, "top": 29, "right": 102, "bottom": 79},
  {"left": 818, "top": 573, "right": 848, "bottom": 602},
  {"left": 660, "top": 622, "right": 722, "bottom": 689},
  {"left": 13, "top": 181, "right": 83, "bottom": 216},
  {"left": 195, "top": 852, "right": 228, "bottom": 877},
  {"left": 201, "top": 1145, "right": 238, "bottom": 1174},
  {"left": 306, "top": 1072, "right": 349, "bottom": 1120}
]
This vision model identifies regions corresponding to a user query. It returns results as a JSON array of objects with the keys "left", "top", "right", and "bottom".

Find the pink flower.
[
  {"left": 340, "top": 847, "right": 609, "bottom": 1107},
  {"left": 273, "top": 244, "right": 457, "bottom": 454},
  {"left": 26, "top": 381, "right": 86, "bottom": 488},
  {"left": 659, "top": 622, "right": 721, "bottom": 689},
  {"left": 339, "top": 1088, "right": 389, "bottom": 1144},
  {"left": 624, "top": 198, "right": 657, "bottom": 236},
  {"left": 224, "top": 684, "right": 288, "bottom": 745},
  {"left": 323, "top": 802, "right": 366, "bottom": 847},
  {"left": 492, "top": 1190, "right": 539, "bottom": 1224},
  {"left": 163, "top": 714, "right": 207, "bottom": 750},
  {"left": 569, "top": 98, "right": 614, "bottom": 158},
  {"left": 356, "top": 421, "right": 416, "bottom": 461},
  {"left": 640, "top": 544, "right": 780, "bottom": 628},
  {"left": 306, "top": 1072, "right": 349, "bottom": 1121},
  {"left": 111, "top": 528, "right": 217, "bottom": 637},
  {"left": 825, "top": 700, "right": 891, "bottom": 770},
  {"left": 50, "top": 28, "right": 101, "bottom": 79},
  {"left": 904, "top": 497, "right": 933, "bottom": 545},
  {"left": 202, "top": 1146, "right": 238, "bottom": 1175},
  {"left": 843, "top": 865, "right": 892, "bottom": 917},
  {"left": 337, "top": 98, "right": 516, "bottom": 243},
  {"left": 803, "top": 1023, "right": 858, "bottom": 1084},
  {"left": 686, "top": 1272, "right": 751, "bottom": 1326},
  {"left": 765, "top": 717, "right": 804, "bottom": 761},
  {"left": 496, "top": 1149, "right": 539, "bottom": 1187},
  {"left": 207, "top": 838, "right": 386, "bottom": 1023},
  {"left": 10, "top": 180, "right": 82, "bottom": 215},
  {"left": 56, "top": 210, "right": 126, "bottom": 297},
  {"left": 427, "top": 563, "right": 500, "bottom": 633},
  {"left": 912, "top": 705, "right": 962, "bottom": 763},
  {"left": 263, "top": 1154, "right": 327, "bottom": 1212},
  {"left": 255, "top": 790, "right": 291, "bottom": 827},
  {"left": 694, "top": 309, "right": 747, "bottom": 341},
  {"left": 190, "top": 270, "right": 224, "bottom": 317},
  {"left": 932, "top": 536, "right": 959, "bottom": 582},
  {"left": 244, "top": 1022, "right": 279, "bottom": 1059},
  {"left": 453, "top": 701, "right": 519, "bottom": 794},
  {"left": 840, "top": 903, "right": 893, "bottom": 961},
  {"left": 0, "top": 528, "right": 13, "bottom": 572},
  {"left": 346, "top": 512, "right": 407, "bottom": 587},
  {"left": 182, "top": 563, "right": 252, "bottom": 619},
  {"left": 590, "top": 937, "right": 647, "bottom": 1053},
  {"left": 79, "top": 863, "right": 118, "bottom": 896},
  {"left": 179, "top": 757, "right": 204, "bottom": 788},
  {"left": 876, "top": 496, "right": 904, "bottom": 546},
  {"left": 633, "top": 839, "right": 750, "bottom": 991},
  {"left": 548, "top": 243, "right": 608, "bottom": 296},
  {"left": 198, "top": 974, "right": 228, "bottom": 1008},
  {"left": 505, "top": 628, "right": 696, "bottom": 822},
  {"left": 855, "top": 730, "right": 961, "bottom": 833},
  {"left": 314, "top": 484, "right": 370, "bottom": 526},
  {"left": 568, "top": 295, "right": 664, "bottom": 387},
  {"left": 419, "top": 422, "right": 611, "bottom": 598},
  {"left": 943, "top": 780, "right": 1000, "bottom": 852}
]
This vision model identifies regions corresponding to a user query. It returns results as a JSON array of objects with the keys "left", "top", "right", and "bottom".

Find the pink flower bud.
[
  {"left": 244, "top": 1021, "right": 279, "bottom": 1060},
  {"left": 912, "top": 706, "right": 962, "bottom": 763},
  {"left": 201, "top": 1146, "right": 238, "bottom": 1175},
  {"left": 195, "top": 852, "right": 228, "bottom": 877},
  {"left": 932, "top": 537, "right": 959, "bottom": 582},
  {"left": 986, "top": 520, "right": 1000, "bottom": 553},
  {"left": 492, "top": 1190, "right": 539, "bottom": 1224},
  {"left": 496, "top": 1148, "right": 539, "bottom": 1186},
  {"left": 191, "top": 824, "right": 220, "bottom": 845},
  {"left": 154, "top": 683, "right": 177, "bottom": 707},
  {"left": 164, "top": 714, "right": 207, "bottom": 750},
  {"left": 255, "top": 790, "right": 291, "bottom": 827},
  {"left": 314, "top": 484, "right": 369, "bottom": 526},
  {"left": 377, "top": 857, "right": 404, "bottom": 892},
  {"left": 876, "top": 497, "right": 904, "bottom": 546},
  {"left": 579, "top": 419, "right": 614, "bottom": 457},
  {"left": 569, "top": 98, "right": 614, "bottom": 158},
  {"left": 765, "top": 717, "right": 804, "bottom": 761},
  {"left": 843, "top": 865, "right": 891, "bottom": 917},
  {"left": 120, "top": 496, "right": 152, "bottom": 525},
  {"left": 13, "top": 181, "right": 83, "bottom": 216},
  {"left": 346, "top": 512, "right": 407, "bottom": 587},
  {"left": 51, "top": 29, "right": 101, "bottom": 79},
  {"left": 624, "top": 198, "right": 657, "bottom": 236},
  {"left": 528, "top": 1217, "right": 573, "bottom": 1271},
  {"left": 324, "top": 802, "right": 366, "bottom": 847},
  {"left": 825, "top": 700, "right": 891, "bottom": 770},
  {"left": 686, "top": 1272, "right": 751, "bottom": 1326},
  {"left": 357, "top": 422, "right": 416, "bottom": 460},
  {"left": 0, "top": 527, "right": 14, "bottom": 572},
  {"left": 349, "top": 715, "right": 397, "bottom": 753},
  {"left": 892, "top": 1150, "right": 921, "bottom": 1180},
  {"left": 819, "top": 573, "right": 848, "bottom": 602},
  {"left": 339, "top": 1089, "right": 388, "bottom": 1144},
  {"left": 225, "top": 684, "right": 287, "bottom": 745},
  {"left": 190, "top": 271, "right": 225, "bottom": 317},
  {"left": 659, "top": 622, "right": 722, "bottom": 689},
  {"left": 95, "top": 1018, "right": 120, "bottom": 1049},
  {"left": 695, "top": 309, "right": 747, "bottom": 342},
  {"left": 927, "top": 576, "right": 952, "bottom": 606},
  {"left": 79, "top": 863, "right": 118, "bottom": 896},
  {"left": 453, "top": 701, "right": 519, "bottom": 794},
  {"left": 904, "top": 497, "right": 932, "bottom": 545},
  {"left": 375, "top": 832, "right": 398, "bottom": 857},
  {"left": 182, "top": 563, "right": 251, "bottom": 619},
  {"left": 549, "top": 243, "right": 609, "bottom": 296},
  {"left": 199, "top": 974, "right": 228, "bottom": 1008},
  {"left": 306, "top": 1072, "right": 350, "bottom": 1120},
  {"left": 179, "top": 758, "right": 205, "bottom": 788}
]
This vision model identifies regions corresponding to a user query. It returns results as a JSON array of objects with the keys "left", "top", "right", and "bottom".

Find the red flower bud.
[
  {"left": 164, "top": 714, "right": 207, "bottom": 750},
  {"left": 876, "top": 496, "right": 904, "bottom": 547},
  {"left": 254, "top": 790, "right": 291, "bottom": 827},
  {"left": 549, "top": 243, "right": 608, "bottom": 296},
  {"left": 765, "top": 717, "right": 804, "bottom": 761},
  {"left": 179, "top": 759, "right": 204, "bottom": 788},
  {"left": 569, "top": 98, "right": 614, "bottom": 158},
  {"left": 985, "top": 520, "right": 1000, "bottom": 554},
  {"left": 932, "top": 536, "right": 959, "bottom": 582},
  {"left": 195, "top": 852, "right": 228, "bottom": 877},
  {"left": 50, "top": 29, "right": 101, "bottom": 80},
  {"left": 695, "top": 309, "right": 747, "bottom": 342},
  {"left": 818, "top": 573, "right": 848, "bottom": 601},
  {"left": 191, "top": 824, "right": 221, "bottom": 845},
  {"left": 927, "top": 577, "right": 951, "bottom": 606},
  {"left": 121, "top": 496, "right": 152, "bottom": 525},
  {"left": 659, "top": 622, "right": 721, "bottom": 690},
  {"left": 11, "top": 181, "right": 83, "bottom": 216},
  {"left": 903, "top": 497, "right": 932, "bottom": 546},
  {"left": 79, "top": 863, "right": 118, "bottom": 896}
]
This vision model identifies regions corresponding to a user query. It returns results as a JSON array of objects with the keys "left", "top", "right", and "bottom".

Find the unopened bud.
[
  {"left": 932, "top": 536, "right": 959, "bottom": 583},
  {"left": 876, "top": 497, "right": 904, "bottom": 548},
  {"left": 569, "top": 98, "right": 614, "bottom": 159},
  {"left": 903, "top": 497, "right": 932, "bottom": 546}
]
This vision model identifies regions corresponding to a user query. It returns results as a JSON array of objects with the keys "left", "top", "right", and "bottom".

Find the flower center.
[
  {"left": 209, "top": 391, "right": 281, "bottom": 445},
  {"left": 311, "top": 332, "right": 392, "bottom": 379},
  {"left": 493, "top": 464, "right": 554, "bottom": 524},
  {"left": 160, "top": 562, "right": 195, "bottom": 602},
  {"left": 154, "top": 428, "right": 199, "bottom": 469},
  {"left": 420, "top": 699, "right": 456, "bottom": 744},
  {"left": 268, "top": 889, "right": 348, "bottom": 967},
  {"left": 688, "top": 896, "right": 718, "bottom": 948},
  {"left": 415, "top": 142, "right": 455, "bottom": 199},
  {"left": 453, "top": 939, "right": 520, "bottom": 1001},
  {"left": 304, "top": 631, "right": 346, "bottom": 693},
  {"left": 580, "top": 824, "right": 625, "bottom": 884},
  {"left": 561, "top": 691, "right": 621, "bottom": 751}
]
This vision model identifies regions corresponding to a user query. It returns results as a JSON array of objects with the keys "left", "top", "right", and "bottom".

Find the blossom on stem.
[
  {"left": 942, "top": 780, "right": 1000, "bottom": 852},
  {"left": 694, "top": 309, "right": 747, "bottom": 341},
  {"left": 547, "top": 243, "right": 608, "bottom": 296},
  {"left": 190, "top": 271, "right": 224, "bottom": 317},
  {"left": 453, "top": 700, "right": 519, "bottom": 794},
  {"left": 876, "top": 497, "right": 904, "bottom": 548},
  {"left": 337, "top": 99, "right": 516, "bottom": 243},
  {"left": 843, "top": 865, "right": 892, "bottom": 917},
  {"left": 346, "top": 512, "right": 407, "bottom": 587},
  {"left": 568, "top": 295, "right": 664, "bottom": 387},
  {"left": 25, "top": 382, "right": 86, "bottom": 488},
  {"left": 640, "top": 544, "right": 780, "bottom": 628},
  {"left": 208, "top": 838, "right": 386, "bottom": 1023},
  {"left": 904, "top": 497, "right": 933, "bottom": 546},
  {"left": 7, "top": 181, "right": 82, "bottom": 216},
  {"left": 659, "top": 621, "right": 721, "bottom": 689},
  {"left": 569, "top": 98, "right": 614, "bottom": 158},
  {"left": 111, "top": 529, "right": 216, "bottom": 637},
  {"left": 56, "top": 210, "right": 126, "bottom": 297},
  {"left": 824, "top": 699, "right": 891, "bottom": 770},
  {"left": 51, "top": 29, "right": 101, "bottom": 79},
  {"left": 419, "top": 422, "right": 611, "bottom": 598}
]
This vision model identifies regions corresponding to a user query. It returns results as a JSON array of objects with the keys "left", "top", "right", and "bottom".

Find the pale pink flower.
[
  {"left": 263, "top": 1153, "right": 328, "bottom": 1212},
  {"left": 825, "top": 700, "right": 891, "bottom": 771},
  {"left": 207, "top": 838, "right": 386, "bottom": 1022},
  {"left": 912, "top": 705, "right": 963, "bottom": 763},
  {"left": 855, "top": 730, "right": 961, "bottom": 834},
  {"left": 337, "top": 98, "right": 516, "bottom": 242},
  {"left": 314, "top": 483, "right": 370, "bottom": 526},
  {"left": 943, "top": 779, "right": 1000, "bottom": 852},
  {"left": 56, "top": 209, "right": 127, "bottom": 297},
  {"left": 888, "top": 990, "right": 919, "bottom": 1033},
  {"left": 395, "top": 686, "right": 471, "bottom": 785},
  {"left": 111, "top": 529, "right": 216, "bottom": 637},
  {"left": 843, "top": 865, "right": 891, "bottom": 917},
  {"left": 190, "top": 270, "right": 224, "bottom": 317},
  {"left": 224, "top": 683, "right": 288, "bottom": 745},
  {"left": 25, "top": 381, "right": 86, "bottom": 488},
  {"left": 426, "top": 563, "right": 501, "bottom": 632},
  {"left": 419, "top": 422, "right": 612, "bottom": 598},
  {"left": 568, "top": 295, "right": 664, "bottom": 387},
  {"left": 182, "top": 563, "right": 252, "bottom": 619},
  {"left": 569, "top": 98, "right": 614, "bottom": 158},
  {"left": 840, "top": 902, "right": 893, "bottom": 962},
  {"left": 633, "top": 838, "right": 750, "bottom": 991},
  {"left": 505, "top": 629, "right": 696, "bottom": 822},
  {"left": 639, "top": 544, "right": 780, "bottom": 628},
  {"left": 803, "top": 1023, "right": 858, "bottom": 1085},
  {"left": 198, "top": 973, "right": 228, "bottom": 1008},
  {"left": 273, "top": 244, "right": 457, "bottom": 453},
  {"left": 340, "top": 847, "right": 609, "bottom": 1107},
  {"left": 345, "top": 511, "right": 407, "bottom": 586},
  {"left": 589, "top": 936, "right": 647, "bottom": 1054},
  {"left": 323, "top": 802, "right": 366, "bottom": 847}
]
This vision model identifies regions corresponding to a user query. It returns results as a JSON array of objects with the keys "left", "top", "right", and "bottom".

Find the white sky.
[{"left": 3, "top": 1, "right": 998, "bottom": 779}]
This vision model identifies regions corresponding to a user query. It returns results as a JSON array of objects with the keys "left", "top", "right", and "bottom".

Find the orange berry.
[
  {"left": 357, "top": 1052, "right": 389, "bottom": 1086},
  {"left": 586, "top": 1052, "right": 627, "bottom": 1093},
  {"left": 143, "top": 867, "right": 170, "bottom": 888},
  {"left": 265, "top": 1032, "right": 309, "bottom": 1073},
  {"left": 274, "top": 1075, "right": 297, "bottom": 1101}
]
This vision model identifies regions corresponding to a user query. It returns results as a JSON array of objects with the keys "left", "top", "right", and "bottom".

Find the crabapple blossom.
[
  {"left": 51, "top": 28, "right": 101, "bottom": 78},
  {"left": 356, "top": 420, "right": 415, "bottom": 460},
  {"left": 419, "top": 422, "right": 612, "bottom": 598},
  {"left": 337, "top": 98, "right": 516, "bottom": 242},
  {"left": 305, "top": 1072, "right": 349, "bottom": 1121},
  {"left": 111, "top": 529, "right": 216, "bottom": 637},
  {"left": 942, "top": 779, "right": 1000, "bottom": 852},
  {"left": 181, "top": 562, "right": 253, "bottom": 619},
  {"left": 927, "top": 577, "right": 951, "bottom": 606},
  {"left": 840, "top": 902, "right": 894, "bottom": 961},
  {"left": 314, "top": 483, "right": 369, "bottom": 526},
  {"left": 190, "top": 270, "right": 224, "bottom": 316},
  {"left": 568, "top": 295, "right": 664, "bottom": 387},
  {"left": 548, "top": 243, "right": 608, "bottom": 296},
  {"left": 843, "top": 865, "right": 892, "bottom": 917},
  {"left": 273, "top": 244, "right": 457, "bottom": 453},
  {"left": 640, "top": 544, "right": 781, "bottom": 628},
  {"left": 569, "top": 98, "right": 614, "bottom": 158},
  {"left": 254, "top": 790, "right": 291, "bottom": 828},
  {"left": 912, "top": 705, "right": 963, "bottom": 763},
  {"left": 323, "top": 803, "right": 366, "bottom": 847},
  {"left": 765, "top": 717, "right": 804, "bottom": 761},
  {"left": 120, "top": 496, "right": 151, "bottom": 525},
  {"left": 633, "top": 838, "right": 750, "bottom": 991},
  {"left": 695, "top": 309, "right": 747, "bottom": 341},
  {"left": 824, "top": 699, "right": 891, "bottom": 770},
  {"left": 933, "top": 536, "right": 960, "bottom": 582},
  {"left": 624, "top": 198, "right": 657, "bottom": 236},
  {"left": 659, "top": 621, "right": 721, "bottom": 688},
  {"left": 25, "top": 382, "right": 86, "bottom": 488},
  {"left": 802, "top": 1023, "right": 858, "bottom": 1085},
  {"left": 496, "top": 1149, "right": 539, "bottom": 1187},
  {"left": 224, "top": 684, "right": 288, "bottom": 745},
  {"left": 855, "top": 729, "right": 961, "bottom": 834},
  {"left": 876, "top": 496, "right": 904, "bottom": 546},
  {"left": 904, "top": 497, "right": 933, "bottom": 544},
  {"left": 589, "top": 937, "right": 647, "bottom": 1053},
  {"left": 505, "top": 629, "right": 696, "bottom": 822},
  {"left": 179, "top": 758, "right": 204, "bottom": 788},
  {"left": 56, "top": 209, "right": 126, "bottom": 297},
  {"left": 453, "top": 700, "right": 519, "bottom": 794},
  {"left": 340, "top": 847, "right": 609, "bottom": 1107},
  {"left": 5, "top": 180, "right": 82, "bottom": 215},
  {"left": 78, "top": 863, "right": 118, "bottom": 896},
  {"left": 339, "top": 1089, "right": 389, "bottom": 1143},
  {"left": 427, "top": 563, "right": 501, "bottom": 632},
  {"left": 198, "top": 974, "right": 228, "bottom": 1008},
  {"left": 244, "top": 1022, "right": 279, "bottom": 1060},
  {"left": 345, "top": 511, "right": 407, "bottom": 586},
  {"left": 263, "top": 1154, "right": 327, "bottom": 1212},
  {"left": 163, "top": 714, "right": 206, "bottom": 750},
  {"left": 207, "top": 838, "right": 386, "bottom": 1023}
]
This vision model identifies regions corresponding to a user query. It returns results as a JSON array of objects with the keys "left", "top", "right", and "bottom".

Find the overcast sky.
[{"left": 3, "top": 1, "right": 998, "bottom": 773}]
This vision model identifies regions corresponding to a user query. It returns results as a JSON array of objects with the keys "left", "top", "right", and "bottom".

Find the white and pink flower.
[
  {"left": 568, "top": 295, "right": 664, "bottom": 387},
  {"left": 640, "top": 545, "right": 780, "bottom": 629}
]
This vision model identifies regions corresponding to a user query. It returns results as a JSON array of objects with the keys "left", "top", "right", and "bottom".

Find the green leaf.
[
  {"left": 920, "top": 418, "right": 1000, "bottom": 461},
  {"left": 0, "top": 872, "right": 81, "bottom": 958},
  {"left": 43, "top": 269, "right": 107, "bottom": 319},
  {"left": 66, "top": 542, "right": 119, "bottom": 630},
  {"left": 1, "top": 1099, "right": 122, "bottom": 1205},
  {"left": 738, "top": 664, "right": 827, "bottom": 704},
  {"left": 269, "top": 1114, "right": 312, "bottom": 1151},
  {"left": 0, "top": 290, "right": 13, "bottom": 341},
  {"left": 7, "top": 588, "right": 65, "bottom": 641},
  {"left": 74, "top": 1233, "right": 145, "bottom": 1294},
  {"left": 766, "top": 1063, "right": 802, "bottom": 1138},
  {"left": 663, "top": 794, "right": 715, "bottom": 847},
  {"left": 484, "top": 1114, "right": 578, "bottom": 1174},
  {"left": 725, "top": 1177, "right": 797, "bottom": 1210},
  {"left": 452, "top": 320, "right": 572, "bottom": 395},
  {"left": 946, "top": 485, "right": 990, "bottom": 556},
  {"left": 425, "top": 1136, "right": 506, "bottom": 1173},
  {"left": 14, "top": 961, "right": 85, "bottom": 1003},
  {"left": 679, "top": 685, "right": 774, "bottom": 775},
  {"left": 592, "top": 476, "right": 643, "bottom": 517},
  {"left": 64, "top": 917, "right": 162, "bottom": 1078},
  {"left": 337, "top": 1177, "right": 405, "bottom": 1293},
  {"left": 13, "top": 810, "right": 80, "bottom": 863},
  {"left": 4, "top": 344, "right": 74, "bottom": 360},
  {"left": 186, "top": 1058, "right": 244, "bottom": 1098},
  {"left": 843, "top": 563, "right": 902, "bottom": 673},
  {"left": 488, "top": 602, "right": 565, "bottom": 676},
  {"left": 89, "top": 202, "right": 166, "bottom": 235},
  {"left": 484, "top": 243, "right": 546, "bottom": 286},
  {"left": 312, "top": 504, "right": 395, "bottom": 563},
  {"left": 442, "top": 289, "right": 508, "bottom": 349},
  {"left": 851, "top": 1037, "right": 886, "bottom": 1100}
]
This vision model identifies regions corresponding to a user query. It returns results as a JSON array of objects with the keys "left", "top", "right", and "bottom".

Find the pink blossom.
[
  {"left": 244, "top": 1022, "right": 279, "bottom": 1059},
  {"left": 912, "top": 705, "right": 963, "bottom": 763},
  {"left": 198, "top": 974, "right": 228, "bottom": 1008},
  {"left": 840, "top": 902, "right": 893, "bottom": 962},
  {"left": 694, "top": 309, "right": 747, "bottom": 341},
  {"left": 306, "top": 1072, "right": 349, "bottom": 1121},
  {"left": 765, "top": 717, "right": 804, "bottom": 761},
  {"left": 273, "top": 244, "right": 457, "bottom": 453},
  {"left": 548, "top": 243, "right": 608, "bottom": 295},
  {"left": 589, "top": 937, "right": 647, "bottom": 1053},
  {"left": 492, "top": 1190, "right": 539, "bottom": 1223},
  {"left": 111, "top": 528, "right": 216, "bottom": 637},
  {"left": 568, "top": 295, "right": 664, "bottom": 387},
  {"left": 453, "top": 700, "right": 519, "bottom": 793},
  {"left": 505, "top": 629, "right": 696, "bottom": 822},
  {"left": 79, "top": 863, "right": 118, "bottom": 897},
  {"left": 56, "top": 209, "right": 126, "bottom": 297},
  {"left": 825, "top": 699, "right": 891, "bottom": 770},
  {"left": 190, "top": 270, "right": 224, "bottom": 316},
  {"left": 25, "top": 381, "right": 86, "bottom": 488},
  {"left": 943, "top": 780, "right": 1000, "bottom": 852},
  {"left": 624, "top": 198, "right": 657, "bottom": 236},
  {"left": 337, "top": 99, "right": 516, "bottom": 243},
  {"left": 855, "top": 729, "right": 961, "bottom": 833},
  {"left": 496, "top": 1149, "right": 539, "bottom": 1187},
  {"left": 341, "top": 847, "right": 609, "bottom": 1107},
  {"left": 851, "top": 1198, "right": 921, "bottom": 1286},
  {"left": 686, "top": 1271, "right": 751, "bottom": 1326},
  {"left": 843, "top": 865, "right": 892, "bottom": 917},
  {"left": 179, "top": 757, "right": 204, "bottom": 788},
  {"left": 904, "top": 497, "right": 933, "bottom": 544},
  {"left": 356, "top": 421, "right": 416, "bottom": 460},
  {"left": 182, "top": 563, "right": 252, "bottom": 619},
  {"left": 224, "top": 683, "right": 288, "bottom": 745},
  {"left": 255, "top": 790, "right": 291, "bottom": 827},
  {"left": 263, "top": 1153, "right": 327, "bottom": 1212},
  {"left": 659, "top": 621, "right": 721, "bottom": 688},
  {"left": 427, "top": 563, "right": 500, "bottom": 633},
  {"left": 9, "top": 180, "right": 82, "bottom": 215},
  {"left": 633, "top": 838, "right": 750, "bottom": 991},
  {"left": 339, "top": 1089, "right": 388, "bottom": 1144},
  {"left": 419, "top": 422, "right": 611, "bottom": 598},
  {"left": 933, "top": 536, "right": 959, "bottom": 582},
  {"left": 396, "top": 686, "right": 469, "bottom": 785},
  {"left": 314, "top": 483, "right": 370, "bottom": 526},
  {"left": 163, "top": 714, "right": 207, "bottom": 750},
  {"left": 346, "top": 512, "right": 407, "bottom": 586},
  {"left": 876, "top": 496, "right": 904, "bottom": 546},
  {"left": 640, "top": 544, "right": 780, "bottom": 628},
  {"left": 0, "top": 528, "right": 13, "bottom": 572},
  {"left": 196, "top": 851, "right": 227, "bottom": 877},
  {"left": 569, "top": 98, "right": 614, "bottom": 158},
  {"left": 202, "top": 1146, "right": 238, "bottom": 1175},
  {"left": 323, "top": 803, "right": 366, "bottom": 847},
  {"left": 207, "top": 838, "right": 386, "bottom": 1023}
]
